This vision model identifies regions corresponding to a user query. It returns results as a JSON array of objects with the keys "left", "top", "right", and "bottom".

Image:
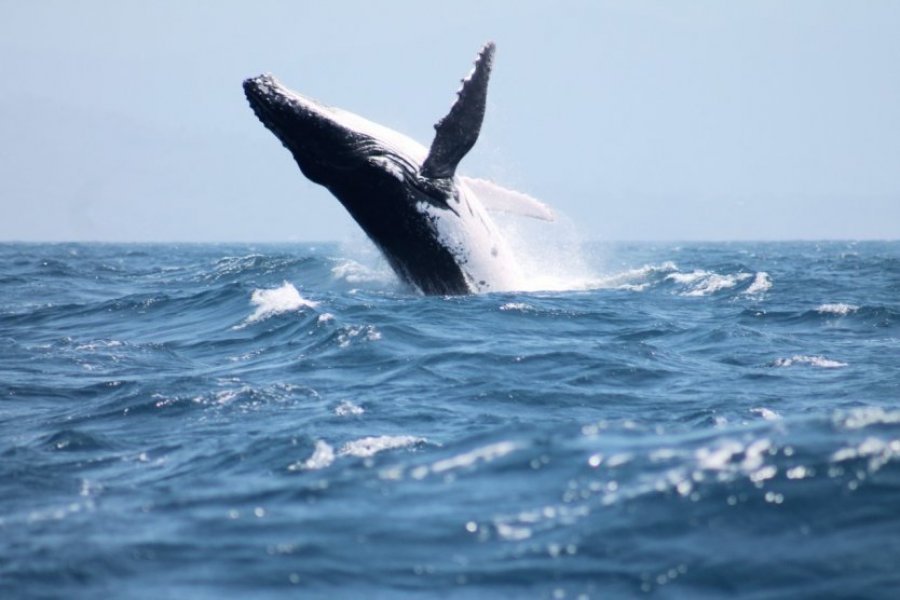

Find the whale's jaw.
[{"left": 244, "top": 75, "right": 380, "bottom": 185}]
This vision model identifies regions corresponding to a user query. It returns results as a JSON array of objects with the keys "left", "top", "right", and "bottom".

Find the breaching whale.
[{"left": 243, "top": 42, "right": 553, "bottom": 295}]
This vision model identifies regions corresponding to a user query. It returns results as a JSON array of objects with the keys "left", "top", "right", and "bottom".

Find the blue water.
[{"left": 2, "top": 241, "right": 899, "bottom": 598}]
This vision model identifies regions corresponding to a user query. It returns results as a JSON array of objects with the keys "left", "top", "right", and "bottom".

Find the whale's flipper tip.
[{"left": 421, "top": 42, "right": 496, "bottom": 179}]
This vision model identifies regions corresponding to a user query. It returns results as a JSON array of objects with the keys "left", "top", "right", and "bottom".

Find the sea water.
[{"left": 1, "top": 241, "right": 899, "bottom": 598}]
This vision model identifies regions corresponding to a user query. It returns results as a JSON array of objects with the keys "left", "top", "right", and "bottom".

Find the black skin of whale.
[{"left": 243, "top": 43, "right": 497, "bottom": 295}]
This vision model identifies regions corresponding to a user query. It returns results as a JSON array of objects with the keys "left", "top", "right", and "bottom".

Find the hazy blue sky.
[{"left": 1, "top": 1, "right": 898, "bottom": 241}]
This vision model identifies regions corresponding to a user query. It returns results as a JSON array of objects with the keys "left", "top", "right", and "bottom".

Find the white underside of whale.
[{"left": 417, "top": 179, "right": 525, "bottom": 293}]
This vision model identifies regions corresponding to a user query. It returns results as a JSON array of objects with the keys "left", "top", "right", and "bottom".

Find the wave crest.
[{"left": 243, "top": 282, "right": 317, "bottom": 325}]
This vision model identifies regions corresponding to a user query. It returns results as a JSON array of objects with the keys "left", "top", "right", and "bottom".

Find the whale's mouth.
[
  {"left": 243, "top": 75, "right": 301, "bottom": 145},
  {"left": 243, "top": 74, "right": 372, "bottom": 180},
  {"left": 242, "top": 76, "right": 270, "bottom": 120}
]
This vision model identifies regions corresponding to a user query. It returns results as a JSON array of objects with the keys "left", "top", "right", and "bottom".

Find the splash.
[
  {"left": 245, "top": 282, "right": 317, "bottom": 324},
  {"left": 330, "top": 196, "right": 774, "bottom": 298},
  {"left": 490, "top": 207, "right": 765, "bottom": 296},
  {"left": 331, "top": 259, "right": 395, "bottom": 285},
  {"left": 491, "top": 213, "right": 604, "bottom": 292},
  {"left": 332, "top": 234, "right": 399, "bottom": 287},
  {"left": 289, "top": 440, "right": 335, "bottom": 471}
]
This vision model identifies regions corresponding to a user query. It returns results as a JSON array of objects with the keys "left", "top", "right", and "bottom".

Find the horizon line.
[{"left": 1, "top": 238, "right": 898, "bottom": 245}]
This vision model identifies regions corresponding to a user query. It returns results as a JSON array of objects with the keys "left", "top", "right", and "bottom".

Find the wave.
[
  {"left": 815, "top": 303, "right": 860, "bottom": 315},
  {"left": 744, "top": 271, "right": 773, "bottom": 295},
  {"left": 3, "top": 241, "right": 899, "bottom": 599},
  {"left": 288, "top": 435, "right": 426, "bottom": 472},
  {"left": 740, "top": 304, "right": 900, "bottom": 329},
  {"left": 41, "top": 429, "right": 113, "bottom": 452},
  {"left": 484, "top": 254, "right": 768, "bottom": 298},
  {"left": 339, "top": 435, "right": 426, "bottom": 458},
  {"left": 669, "top": 270, "right": 753, "bottom": 296},
  {"left": 772, "top": 355, "right": 848, "bottom": 369},
  {"left": 242, "top": 282, "right": 318, "bottom": 325},
  {"left": 204, "top": 253, "right": 315, "bottom": 283},
  {"left": 289, "top": 440, "right": 335, "bottom": 471},
  {"left": 0, "top": 239, "right": 780, "bottom": 305},
  {"left": 511, "top": 254, "right": 753, "bottom": 298}
]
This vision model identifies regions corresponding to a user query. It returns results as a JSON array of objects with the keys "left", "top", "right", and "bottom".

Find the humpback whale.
[{"left": 243, "top": 42, "right": 553, "bottom": 295}]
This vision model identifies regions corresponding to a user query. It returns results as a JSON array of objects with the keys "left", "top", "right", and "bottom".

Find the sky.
[{"left": 1, "top": 1, "right": 898, "bottom": 242}]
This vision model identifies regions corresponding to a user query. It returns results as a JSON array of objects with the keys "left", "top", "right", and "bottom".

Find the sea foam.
[
  {"left": 339, "top": 435, "right": 425, "bottom": 458},
  {"left": 289, "top": 440, "right": 335, "bottom": 471},
  {"left": 815, "top": 303, "right": 859, "bottom": 316},
  {"left": 245, "top": 282, "right": 317, "bottom": 324},
  {"left": 773, "top": 355, "right": 848, "bottom": 369},
  {"left": 744, "top": 272, "right": 773, "bottom": 295}
]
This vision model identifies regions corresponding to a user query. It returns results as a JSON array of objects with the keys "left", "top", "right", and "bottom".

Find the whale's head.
[{"left": 243, "top": 74, "right": 425, "bottom": 189}]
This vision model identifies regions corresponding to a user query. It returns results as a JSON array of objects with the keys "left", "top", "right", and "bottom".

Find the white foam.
[
  {"left": 663, "top": 268, "right": 762, "bottom": 297},
  {"left": 289, "top": 440, "right": 335, "bottom": 471},
  {"left": 490, "top": 257, "right": 678, "bottom": 295},
  {"left": 597, "top": 261, "right": 679, "bottom": 291},
  {"left": 500, "top": 302, "right": 532, "bottom": 312},
  {"left": 615, "top": 283, "right": 651, "bottom": 292},
  {"left": 212, "top": 389, "right": 241, "bottom": 405},
  {"left": 681, "top": 272, "right": 752, "bottom": 297},
  {"left": 334, "top": 401, "right": 364, "bottom": 416},
  {"left": 74, "top": 339, "right": 124, "bottom": 351},
  {"left": 337, "top": 325, "right": 381, "bottom": 348},
  {"left": 744, "top": 272, "right": 773, "bottom": 295},
  {"left": 773, "top": 355, "right": 848, "bottom": 369},
  {"left": 750, "top": 407, "right": 781, "bottom": 421},
  {"left": 245, "top": 282, "right": 317, "bottom": 324},
  {"left": 816, "top": 303, "right": 859, "bottom": 316},
  {"left": 338, "top": 435, "right": 424, "bottom": 457},
  {"left": 667, "top": 270, "right": 709, "bottom": 285}
]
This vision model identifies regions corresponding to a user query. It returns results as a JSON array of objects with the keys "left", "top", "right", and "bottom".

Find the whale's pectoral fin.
[
  {"left": 461, "top": 177, "right": 557, "bottom": 222},
  {"left": 420, "top": 42, "right": 495, "bottom": 179}
]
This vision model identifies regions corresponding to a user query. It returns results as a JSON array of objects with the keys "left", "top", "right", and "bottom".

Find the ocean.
[{"left": 1, "top": 240, "right": 899, "bottom": 599}]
